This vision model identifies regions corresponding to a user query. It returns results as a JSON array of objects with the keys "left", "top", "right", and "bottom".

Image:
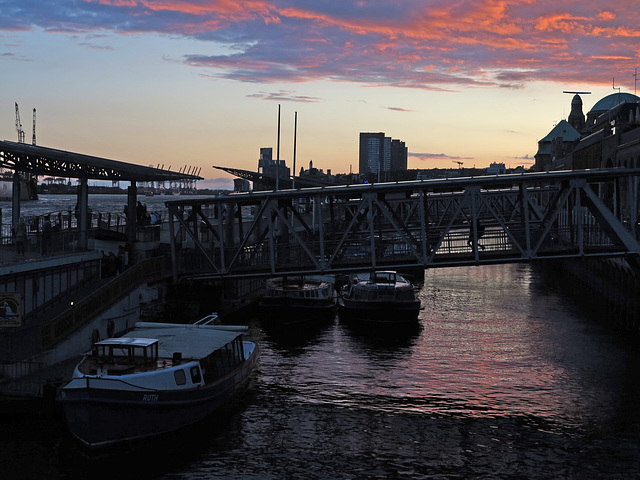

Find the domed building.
[
  {"left": 534, "top": 91, "right": 640, "bottom": 171},
  {"left": 586, "top": 92, "right": 640, "bottom": 127}
]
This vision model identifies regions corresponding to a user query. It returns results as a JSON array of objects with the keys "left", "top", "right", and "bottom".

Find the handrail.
[{"left": 40, "top": 257, "right": 165, "bottom": 349}]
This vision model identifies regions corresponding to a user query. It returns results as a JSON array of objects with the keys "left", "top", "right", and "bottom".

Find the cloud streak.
[
  {"left": 246, "top": 90, "right": 322, "bottom": 102},
  {"left": 2, "top": 1, "right": 639, "bottom": 90},
  {"left": 410, "top": 152, "right": 474, "bottom": 162}
]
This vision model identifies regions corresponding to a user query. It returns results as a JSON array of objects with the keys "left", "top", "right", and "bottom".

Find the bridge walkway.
[{"left": 164, "top": 169, "right": 640, "bottom": 279}]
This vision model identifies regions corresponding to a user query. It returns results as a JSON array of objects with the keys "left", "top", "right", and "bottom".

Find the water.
[
  {"left": 2, "top": 263, "right": 640, "bottom": 479},
  {"left": 0, "top": 193, "right": 214, "bottom": 221}
]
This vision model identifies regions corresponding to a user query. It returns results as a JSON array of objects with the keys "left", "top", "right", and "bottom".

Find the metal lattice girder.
[{"left": 166, "top": 169, "right": 640, "bottom": 279}]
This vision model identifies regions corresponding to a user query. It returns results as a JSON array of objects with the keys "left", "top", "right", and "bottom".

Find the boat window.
[
  {"left": 93, "top": 340, "right": 158, "bottom": 366},
  {"left": 190, "top": 366, "right": 202, "bottom": 384},
  {"left": 397, "top": 289, "right": 416, "bottom": 301},
  {"left": 200, "top": 335, "right": 245, "bottom": 382},
  {"left": 174, "top": 369, "right": 187, "bottom": 386}
]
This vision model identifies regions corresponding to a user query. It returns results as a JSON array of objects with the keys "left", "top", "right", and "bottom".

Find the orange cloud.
[{"left": 597, "top": 11, "right": 616, "bottom": 21}]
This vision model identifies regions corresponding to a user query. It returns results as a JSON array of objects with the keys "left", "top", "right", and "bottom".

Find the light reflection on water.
[
  {"left": 3, "top": 260, "right": 640, "bottom": 478},
  {"left": 257, "top": 263, "right": 627, "bottom": 427}
]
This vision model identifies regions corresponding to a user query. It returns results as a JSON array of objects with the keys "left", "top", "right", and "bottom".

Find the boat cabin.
[
  {"left": 369, "top": 271, "right": 398, "bottom": 284},
  {"left": 344, "top": 271, "right": 417, "bottom": 302},
  {"left": 89, "top": 337, "right": 159, "bottom": 374}
]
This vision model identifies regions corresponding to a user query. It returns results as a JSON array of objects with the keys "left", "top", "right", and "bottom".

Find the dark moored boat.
[
  {"left": 258, "top": 276, "right": 337, "bottom": 324},
  {"left": 58, "top": 316, "right": 259, "bottom": 448},
  {"left": 338, "top": 271, "right": 422, "bottom": 324}
]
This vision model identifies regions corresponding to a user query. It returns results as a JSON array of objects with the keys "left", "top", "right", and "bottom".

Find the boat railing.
[
  {"left": 75, "top": 375, "right": 162, "bottom": 392},
  {"left": 193, "top": 313, "right": 220, "bottom": 325}
]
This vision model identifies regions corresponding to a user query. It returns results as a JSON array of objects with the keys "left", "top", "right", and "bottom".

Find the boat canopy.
[{"left": 119, "top": 323, "right": 247, "bottom": 360}]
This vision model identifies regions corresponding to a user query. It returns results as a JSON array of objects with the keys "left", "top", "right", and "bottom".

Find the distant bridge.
[{"left": 165, "top": 169, "right": 640, "bottom": 279}]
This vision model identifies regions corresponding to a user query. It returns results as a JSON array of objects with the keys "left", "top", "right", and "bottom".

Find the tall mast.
[
  {"left": 292, "top": 111, "right": 297, "bottom": 189},
  {"left": 32, "top": 108, "right": 36, "bottom": 145},
  {"left": 276, "top": 104, "right": 281, "bottom": 191}
]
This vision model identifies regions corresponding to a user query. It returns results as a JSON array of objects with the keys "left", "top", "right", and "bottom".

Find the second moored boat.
[{"left": 338, "top": 271, "right": 422, "bottom": 325}]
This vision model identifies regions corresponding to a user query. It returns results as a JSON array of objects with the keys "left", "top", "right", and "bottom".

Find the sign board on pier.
[{"left": 0, "top": 293, "right": 22, "bottom": 327}]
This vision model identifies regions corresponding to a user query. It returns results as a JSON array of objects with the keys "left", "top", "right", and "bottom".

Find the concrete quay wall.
[{"left": 548, "top": 257, "right": 640, "bottom": 337}]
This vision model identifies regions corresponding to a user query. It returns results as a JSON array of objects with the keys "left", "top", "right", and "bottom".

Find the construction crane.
[
  {"left": 32, "top": 108, "right": 36, "bottom": 145},
  {"left": 14, "top": 102, "right": 25, "bottom": 143}
]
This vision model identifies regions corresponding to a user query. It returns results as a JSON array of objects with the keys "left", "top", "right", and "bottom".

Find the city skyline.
[{"left": 1, "top": 1, "right": 639, "bottom": 189}]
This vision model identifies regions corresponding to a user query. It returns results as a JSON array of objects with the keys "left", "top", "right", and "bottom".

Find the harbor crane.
[
  {"left": 452, "top": 161, "right": 463, "bottom": 168},
  {"left": 14, "top": 102, "right": 25, "bottom": 143}
]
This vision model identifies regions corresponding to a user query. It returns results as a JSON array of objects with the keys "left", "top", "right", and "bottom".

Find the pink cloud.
[{"left": 5, "top": 1, "right": 640, "bottom": 90}]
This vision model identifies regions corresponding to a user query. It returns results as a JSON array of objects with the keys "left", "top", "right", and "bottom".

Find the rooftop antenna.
[{"left": 613, "top": 77, "right": 621, "bottom": 104}]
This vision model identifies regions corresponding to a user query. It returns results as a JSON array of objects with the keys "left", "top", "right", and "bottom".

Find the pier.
[{"left": 0, "top": 140, "right": 199, "bottom": 403}]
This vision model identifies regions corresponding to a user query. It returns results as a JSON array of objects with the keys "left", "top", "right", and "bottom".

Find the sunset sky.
[{"left": 1, "top": 1, "right": 639, "bottom": 189}]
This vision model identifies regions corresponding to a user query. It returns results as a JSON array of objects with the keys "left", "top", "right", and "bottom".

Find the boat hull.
[
  {"left": 338, "top": 298, "right": 421, "bottom": 324},
  {"left": 60, "top": 345, "right": 258, "bottom": 448},
  {"left": 259, "top": 297, "right": 337, "bottom": 324},
  {"left": 259, "top": 277, "right": 338, "bottom": 325}
]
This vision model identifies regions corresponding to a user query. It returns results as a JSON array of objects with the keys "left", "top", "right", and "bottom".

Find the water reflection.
[
  {"left": 338, "top": 317, "right": 421, "bottom": 352},
  {"left": 6, "top": 263, "right": 640, "bottom": 479},
  {"left": 257, "top": 315, "right": 334, "bottom": 355}
]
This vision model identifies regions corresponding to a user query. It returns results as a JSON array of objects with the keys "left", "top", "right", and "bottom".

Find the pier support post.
[
  {"left": 127, "top": 183, "right": 137, "bottom": 265},
  {"left": 77, "top": 178, "right": 89, "bottom": 250},
  {"left": 11, "top": 171, "right": 21, "bottom": 229}
]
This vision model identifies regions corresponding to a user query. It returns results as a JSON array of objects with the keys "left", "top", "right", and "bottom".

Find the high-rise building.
[
  {"left": 390, "top": 139, "right": 408, "bottom": 171},
  {"left": 359, "top": 132, "right": 407, "bottom": 178},
  {"left": 359, "top": 133, "right": 385, "bottom": 177}
]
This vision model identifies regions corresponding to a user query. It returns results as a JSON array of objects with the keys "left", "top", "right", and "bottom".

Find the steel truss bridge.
[{"left": 165, "top": 169, "right": 640, "bottom": 279}]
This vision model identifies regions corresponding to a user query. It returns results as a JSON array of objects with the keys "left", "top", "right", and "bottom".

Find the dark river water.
[
  {"left": 1, "top": 199, "right": 640, "bottom": 478},
  {"left": 2, "top": 264, "right": 640, "bottom": 479}
]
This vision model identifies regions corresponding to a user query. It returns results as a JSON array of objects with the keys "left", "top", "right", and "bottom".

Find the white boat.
[
  {"left": 258, "top": 276, "right": 338, "bottom": 324},
  {"left": 338, "top": 271, "right": 422, "bottom": 324},
  {"left": 58, "top": 316, "right": 259, "bottom": 448}
]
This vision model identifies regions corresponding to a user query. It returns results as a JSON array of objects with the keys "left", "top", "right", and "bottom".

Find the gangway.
[{"left": 165, "top": 169, "right": 640, "bottom": 279}]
